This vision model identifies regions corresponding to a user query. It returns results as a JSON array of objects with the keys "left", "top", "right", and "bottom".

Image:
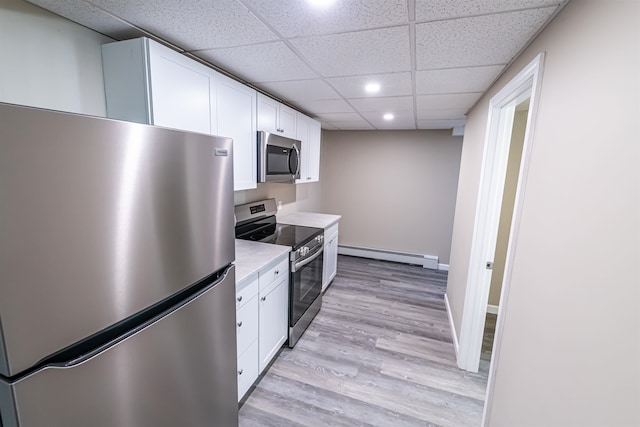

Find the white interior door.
[{"left": 457, "top": 54, "right": 546, "bottom": 376}]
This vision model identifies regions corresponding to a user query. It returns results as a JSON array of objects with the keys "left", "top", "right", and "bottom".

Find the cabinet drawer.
[
  {"left": 258, "top": 257, "right": 289, "bottom": 292},
  {"left": 236, "top": 295, "right": 258, "bottom": 355},
  {"left": 237, "top": 340, "right": 259, "bottom": 402},
  {"left": 236, "top": 274, "right": 258, "bottom": 309}
]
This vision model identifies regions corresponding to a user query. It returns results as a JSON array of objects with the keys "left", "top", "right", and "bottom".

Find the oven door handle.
[{"left": 292, "top": 246, "right": 324, "bottom": 272}]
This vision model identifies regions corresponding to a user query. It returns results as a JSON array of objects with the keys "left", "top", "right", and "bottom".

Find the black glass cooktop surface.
[{"left": 235, "top": 216, "right": 322, "bottom": 250}]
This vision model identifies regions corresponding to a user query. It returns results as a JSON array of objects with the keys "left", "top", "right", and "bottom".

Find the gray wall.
[
  {"left": 320, "top": 130, "right": 462, "bottom": 264},
  {"left": 0, "top": 0, "right": 112, "bottom": 115},
  {"left": 447, "top": 0, "right": 640, "bottom": 425},
  {"left": 234, "top": 181, "right": 322, "bottom": 217}
]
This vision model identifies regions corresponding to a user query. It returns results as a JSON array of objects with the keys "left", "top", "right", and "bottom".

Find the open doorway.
[
  {"left": 481, "top": 98, "right": 529, "bottom": 372},
  {"left": 456, "top": 54, "right": 545, "bottom": 384}
]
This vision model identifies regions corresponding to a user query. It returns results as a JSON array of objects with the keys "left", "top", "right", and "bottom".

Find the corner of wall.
[{"left": 444, "top": 293, "right": 459, "bottom": 357}]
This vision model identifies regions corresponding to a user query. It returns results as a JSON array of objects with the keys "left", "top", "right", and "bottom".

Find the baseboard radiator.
[{"left": 338, "top": 245, "right": 439, "bottom": 270}]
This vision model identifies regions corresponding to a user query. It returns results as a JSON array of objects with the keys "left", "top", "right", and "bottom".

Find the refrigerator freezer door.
[
  {"left": 0, "top": 103, "right": 235, "bottom": 377},
  {"left": 0, "top": 265, "right": 238, "bottom": 427}
]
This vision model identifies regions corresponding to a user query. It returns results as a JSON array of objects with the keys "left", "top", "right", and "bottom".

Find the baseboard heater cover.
[{"left": 338, "top": 245, "right": 439, "bottom": 270}]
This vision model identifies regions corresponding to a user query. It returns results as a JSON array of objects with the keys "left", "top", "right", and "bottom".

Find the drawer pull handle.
[
  {"left": 261, "top": 296, "right": 266, "bottom": 301},
  {"left": 237, "top": 321, "right": 242, "bottom": 327},
  {"left": 237, "top": 296, "right": 242, "bottom": 302},
  {"left": 275, "top": 269, "right": 279, "bottom": 276},
  {"left": 238, "top": 369, "right": 243, "bottom": 375}
]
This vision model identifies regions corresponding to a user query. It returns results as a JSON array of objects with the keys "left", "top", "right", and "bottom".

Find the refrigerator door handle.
[{"left": 9, "top": 265, "right": 234, "bottom": 381}]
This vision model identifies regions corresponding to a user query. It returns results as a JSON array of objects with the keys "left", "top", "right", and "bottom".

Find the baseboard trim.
[
  {"left": 444, "top": 294, "right": 459, "bottom": 357},
  {"left": 438, "top": 263, "right": 449, "bottom": 271},
  {"left": 338, "top": 245, "right": 438, "bottom": 269},
  {"left": 487, "top": 304, "right": 499, "bottom": 315}
]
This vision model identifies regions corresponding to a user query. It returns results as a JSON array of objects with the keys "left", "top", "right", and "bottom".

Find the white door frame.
[{"left": 457, "top": 53, "right": 546, "bottom": 377}]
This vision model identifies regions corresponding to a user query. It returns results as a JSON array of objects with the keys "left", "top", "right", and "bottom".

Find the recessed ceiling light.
[
  {"left": 383, "top": 113, "right": 394, "bottom": 120},
  {"left": 307, "top": 0, "right": 336, "bottom": 7},
  {"left": 365, "top": 82, "right": 381, "bottom": 93}
]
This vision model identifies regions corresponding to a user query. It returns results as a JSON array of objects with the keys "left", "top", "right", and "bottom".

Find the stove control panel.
[{"left": 299, "top": 246, "right": 310, "bottom": 257}]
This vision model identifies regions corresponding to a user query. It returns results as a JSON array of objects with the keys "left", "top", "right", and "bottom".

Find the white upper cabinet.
[
  {"left": 278, "top": 104, "right": 297, "bottom": 139},
  {"left": 257, "top": 93, "right": 297, "bottom": 139},
  {"left": 307, "top": 118, "right": 322, "bottom": 182},
  {"left": 102, "top": 37, "right": 257, "bottom": 191},
  {"left": 102, "top": 38, "right": 216, "bottom": 135},
  {"left": 296, "top": 113, "right": 321, "bottom": 183},
  {"left": 216, "top": 75, "right": 257, "bottom": 191}
]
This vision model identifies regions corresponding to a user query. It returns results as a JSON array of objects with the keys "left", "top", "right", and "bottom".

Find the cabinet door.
[
  {"left": 278, "top": 104, "right": 297, "bottom": 139},
  {"left": 295, "top": 113, "right": 310, "bottom": 184},
  {"left": 258, "top": 277, "right": 288, "bottom": 373},
  {"left": 102, "top": 38, "right": 151, "bottom": 124},
  {"left": 237, "top": 340, "right": 259, "bottom": 402},
  {"left": 327, "top": 235, "right": 338, "bottom": 286},
  {"left": 147, "top": 41, "right": 215, "bottom": 135},
  {"left": 257, "top": 93, "right": 278, "bottom": 134},
  {"left": 322, "top": 226, "right": 339, "bottom": 291},
  {"left": 216, "top": 75, "right": 257, "bottom": 191},
  {"left": 306, "top": 118, "right": 321, "bottom": 182},
  {"left": 236, "top": 294, "right": 259, "bottom": 356}
]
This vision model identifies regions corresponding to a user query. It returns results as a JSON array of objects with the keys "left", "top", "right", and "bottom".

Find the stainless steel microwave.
[{"left": 257, "top": 131, "right": 301, "bottom": 183}]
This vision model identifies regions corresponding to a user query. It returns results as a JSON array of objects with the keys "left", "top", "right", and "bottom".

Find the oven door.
[{"left": 290, "top": 246, "right": 323, "bottom": 327}]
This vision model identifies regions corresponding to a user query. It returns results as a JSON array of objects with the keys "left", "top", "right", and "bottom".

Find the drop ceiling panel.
[
  {"left": 416, "top": 108, "right": 468, "bottom": 120},
  {"left": 326, "top": 119, "right": 376, "bottom": 130},
  {"left": 241, "top": 0, "right": 408, "bottom": 38},
  {"left": 418, "top": 119, "right": 467, "bottom": 130},
  {"left": 27, "top": 0, "right": 567, "bottom": 130},
  {"left": 326, "top": 73, "right": 413, "bottom": 98},
  {"left": 361, "top": 110, "right": 416, "bottom": 129},
  {"left": 349, "top": 96, "right": 414, "bottom": 113},
  {"left": 197, "top": 42, "right": 316, "bottom": 83},
  {"left": 293, "top": 99, "right": 355, "bottom": 115},
  {"left": 27, "top": 0, "right": 145, "bottom": 40},
  {"left": 416, "top": 65, "right": 504, "bottom": 94},
  {"left": 258, "top": 79, "right": 341, "bottom": 102},
  {"left": 416, "top": 0, "right": 563, "bottom": 22},
  {"left": 415, "top": 7, "right": 559, "bottom": 69},
  {"left": 321, "top": 123, "right": 339, "bottom": 130},
  {"left": 417, "top": 93, "right": 482, "bottom": 111},
  {"left": 290, "top": 27, "right": 411, "bottom": 77},
  {"left": 313, "top": 112, "right": 362, "bottom": 122},
  {"left": 89, "top": 0, "right": 278, "bottom": 50}
]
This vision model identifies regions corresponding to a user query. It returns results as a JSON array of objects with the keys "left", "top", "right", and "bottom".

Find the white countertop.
[
  {"left": 234, "top": 239, "right": 290, "bottom": 284},
  {"left": 278, "top": 212, "right": 341, "bottom": 229}
]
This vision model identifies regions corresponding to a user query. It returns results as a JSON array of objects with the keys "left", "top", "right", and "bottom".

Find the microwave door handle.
[{"left": 290, "top": 144, "right": 300, "bottom": 177}]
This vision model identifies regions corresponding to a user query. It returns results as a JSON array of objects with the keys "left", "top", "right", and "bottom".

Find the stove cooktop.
[{"left": 235, "top": 217, "right": 323, "bottom": 250}]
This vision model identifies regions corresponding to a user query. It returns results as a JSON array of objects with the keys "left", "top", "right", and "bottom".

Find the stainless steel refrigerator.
[{"left": 0, "top": 103, "right": 238, "bottom": 426}]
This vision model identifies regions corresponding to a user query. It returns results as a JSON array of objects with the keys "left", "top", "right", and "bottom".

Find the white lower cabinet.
[
  {"left": 259, "top": 275, "right": 288, "bottom": 372},
  {"left": 235, "top": 274, "right": 259, "bottom": 401},
  {"left": 236, "top": 295, "right": 259, "bottom": 360},
  {"left": 236, "top": 340, "right": 259, "bottom": 402},
  {"left": 235, "top": 254, "right": 289, "bottom": 402},
  {"left": 322, "top": 222, "right": 339, "bottom": 292}
]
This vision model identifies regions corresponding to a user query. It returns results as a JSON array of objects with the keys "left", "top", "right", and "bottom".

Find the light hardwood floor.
[{"left": 239, "top": 255, "right": 489, "bottom": 427}]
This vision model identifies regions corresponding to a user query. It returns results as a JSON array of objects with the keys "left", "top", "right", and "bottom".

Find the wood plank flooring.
[{"left": 239, "top": 255, "right": 489, "bottom": 427}]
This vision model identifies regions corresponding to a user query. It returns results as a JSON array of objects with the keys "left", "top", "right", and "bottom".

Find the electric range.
[{"left": 234, "top": 199, "right": 324, "bottom": 347}]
